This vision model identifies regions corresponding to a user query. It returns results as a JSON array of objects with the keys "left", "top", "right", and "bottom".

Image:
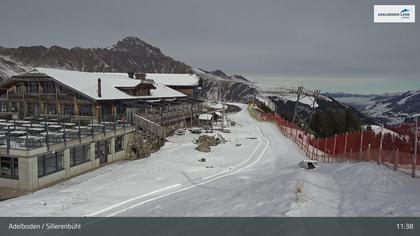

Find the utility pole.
[
  {"left": 221, "top": 99, "right": 226, "bottom": 131},
  {"left": 292, "top": 86, "right": 320, "bottom": 133}
]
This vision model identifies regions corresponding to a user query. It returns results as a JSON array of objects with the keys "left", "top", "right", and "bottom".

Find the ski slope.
[{"left": 0, "top": 104, "right": 419, "bottom": 216}]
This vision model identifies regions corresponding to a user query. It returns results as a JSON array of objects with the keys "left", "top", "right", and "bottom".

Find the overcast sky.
[{"left": 0, "top": 0, "right": 419, "bottom": 92}]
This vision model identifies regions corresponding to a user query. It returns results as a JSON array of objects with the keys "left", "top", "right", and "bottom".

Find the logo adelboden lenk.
[
  {"left": 400, "top": 8, "right": 410, "bottom": 18},
  {"left": 374, "top": 5, "right": 415, "bottom": 23}
]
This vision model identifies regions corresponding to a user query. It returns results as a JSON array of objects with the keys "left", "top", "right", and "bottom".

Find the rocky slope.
[
  {"left": 0, "top": 55, "right": 27, "bottom": 78},
  {"left": 195, "top": 69, "right": 258, "bottom": 102}
]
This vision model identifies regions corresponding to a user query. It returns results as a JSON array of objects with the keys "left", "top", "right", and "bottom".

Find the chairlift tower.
[{"left": 292, "top": 86, "right": 320, "bottom": 132}]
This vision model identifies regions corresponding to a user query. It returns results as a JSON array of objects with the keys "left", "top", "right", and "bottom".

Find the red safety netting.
[{"left": 251, "top": 105, "right": 420, "bottom": 175}]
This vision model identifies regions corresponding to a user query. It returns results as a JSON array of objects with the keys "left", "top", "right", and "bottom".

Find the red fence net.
[{"left": 257, "top": 109, "right": 420, "bottom": 175}]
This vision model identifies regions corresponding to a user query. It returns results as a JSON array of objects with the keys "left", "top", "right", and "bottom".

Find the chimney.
[
  {"left": 127, "top": 72, "right": 134, "bottom": 79},
  {"left": 134, "top": 72, "right": 146, "bottom": 80},
  {"left": 97, "top": 78, "right": 102, "bottom": 97}
]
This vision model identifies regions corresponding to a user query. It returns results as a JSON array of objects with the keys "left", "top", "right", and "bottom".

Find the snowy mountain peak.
[{"left": 111, "top": 36, "right": 161, "bottom": 53}]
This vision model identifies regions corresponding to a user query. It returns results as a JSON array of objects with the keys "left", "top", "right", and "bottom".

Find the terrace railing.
[
  {"left": 0, "top": 114, "right": 132, "bottom": 152},
  {"left": 132, "top": 114, "right": 166, "bottom": 139}
]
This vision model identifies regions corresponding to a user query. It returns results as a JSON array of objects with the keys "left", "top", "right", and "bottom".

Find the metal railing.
[
  {"left": 132, "top": 114, "right": 166, "bottom": 139},
  {"left": 0, "top": 114, "right": 132, "bottom": 152}
]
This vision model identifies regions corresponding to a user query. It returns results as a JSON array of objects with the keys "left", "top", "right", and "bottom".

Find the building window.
[
  {"left": 26, "top": 82, "right": 39, "bottom": 94},
  {"left": 37, "top": 151, "right": 64, "bottom": 177},
  {"left": 47, "top": 103, "right": 56, "bottom": 114},
  {"left": 11, "top": 102, "right": 18, "bottom": 112},
  {"left": 64, "top": 104, "right": 74, "bottom": 115},
  {"left": 0, "top": 102, "right": 7, "bottom": 112},
  {"left": 95, "top": 140, "right": 111, "bottom": 159},
  {"left": 27, "top": 103, "right": 39, "bottom": 117},
  {"left": 106, "top": 139, "right": 112, "bottom": 154},
  {"left": 16, "top": 84, "right": 24, "bottom": 94},
  {"left": 80, "top": 105, "right": 92, "bottom": 116},
  {"left": 44, "top": 81, "right": 55, "bottom": 94},
  {"left": 115, "top": 136, "right": 124, "bottom": 152},
  {"left": 0, "top": 157, "right": 18, "bottom": 179},
  {"left": 70, "top": 145, "right": 90, "bottom": 167},
  {"left": 116, "top": 104, "right": 125, "bottom": 115}
]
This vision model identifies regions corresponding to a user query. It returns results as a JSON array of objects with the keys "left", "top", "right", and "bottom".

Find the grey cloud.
[{"left": 0, "top": 0, "right": 419, "bottom": 81}]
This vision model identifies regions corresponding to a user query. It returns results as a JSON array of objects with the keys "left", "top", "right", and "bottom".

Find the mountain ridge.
[
  {"left": 327, "top": 90, "right": 420, "bottom": 124},
  {"left": 0, "top": 36, "right": 259, "bottom": 102}
]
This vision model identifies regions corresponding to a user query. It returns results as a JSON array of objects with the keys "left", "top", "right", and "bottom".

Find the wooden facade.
[{"left": 0, "top": 71, "right": 154, "bottom": 121}]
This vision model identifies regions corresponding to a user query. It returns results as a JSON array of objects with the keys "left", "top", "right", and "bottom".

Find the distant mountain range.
[
  {"left": 325, "top": 91, "right": 420, "bottom": 125},
  {"left": 1, "top": 36, "right": 416, "bottom": 125},
  {"left": 0, "top": 36, "right": 257, "bottom": 102}
]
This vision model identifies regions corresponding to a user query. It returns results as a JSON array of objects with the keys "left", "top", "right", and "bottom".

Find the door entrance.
[{"left": 96, "top": 140, "right": 107, "bottom": 164}]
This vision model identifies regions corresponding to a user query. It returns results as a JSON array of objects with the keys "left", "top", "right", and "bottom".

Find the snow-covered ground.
[
  {"left": 0, "top": 104, "right": 420, "bottom": 216},
  {"left": 363, "top": 125, "right": 402, "bottom": 137}
]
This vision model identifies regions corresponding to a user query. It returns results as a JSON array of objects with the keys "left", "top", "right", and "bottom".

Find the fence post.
[
  {"left": 412, "top": 117, "right": 418, "bottom": 177},
  {"left": 305, "top": 136, "right": 310, "bottom": 156},
  {"left": 333, "top": 134, "right": 337, "bottom": 159},
  {"left": 367, "top": 144, "right": 371, "bottom": 162},
  {"left": 300, "top": 133, "right": 304, "bottom": 149},
  {"left": 344, "top": 132, "right": 348, "bottom": 161},
  {"left": 91, "top": 119, "right": 94, "bottom": 140},
  {"left": 395, "top": 148, "right": 399, "bottom": 171},
  {"left": 323, "top": 140, "right": 327, "bottom": 162},
  {"left": 114, "top": 114, "right": 117, "bottom": 135},
  {"left": 378, "top": 125, "right": 383, "bottom": 165},
  {"left": 103, "top": 119, "right": 106, "bottom": 137},
  {"left": 289, "top": 124, "right": 292, "bottom": 138},
  {"left": 63, "top": 122, "right": 67, "bottom": 147},
  {"left": 78, "top": 119, "right": 81, "bottom": 143},
  {"left": 359, "top": 129, "right": 364, "bottom": 161},
  {"left": 316, "top": 139, "right": 320, "bottom": 161},
  {"left": 123, "top": 117, "right": 126, "bottom": 132},
  {"left": 45, "top": 121, "right": 50, "bottom": 152},
  {"left": 311, "top": 139, "right": 315, "bottom": 160},
  {"left": 26, "top": 127, "right": 29, "bottom": 151}
]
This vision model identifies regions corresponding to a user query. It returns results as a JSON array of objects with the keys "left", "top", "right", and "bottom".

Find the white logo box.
[{"left": 374, "top": 5, "right": 415, "bottom": 23}]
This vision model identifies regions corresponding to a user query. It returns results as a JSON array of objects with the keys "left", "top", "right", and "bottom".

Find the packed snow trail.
[{"left": 1, "top": 104, "right": 420, "bottom": 216}]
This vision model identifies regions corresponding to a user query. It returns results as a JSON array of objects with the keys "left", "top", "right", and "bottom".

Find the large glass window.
[
  {"left": 70, "top": 145, "right": 90, "bottom": 166},
  {"left": 115, "top": 136, "right": 124, "bottom": 152},
  {"left": 26, "top": 82, "right": 39, "bottom": 94},
  {"left": 47, "top": 103, "right": 56, "bottom": 114},
  {"left": 27, "top": 103, "right": 39, "bottom": 117},
  {"left": 80, "top": 105, "right": 92, "bottom": 116},
  {"left": 44, "top": 81, "right": 55, "bottom": 94},
  {"left": 0, "top": 101, "right": 7, "bottom": 112},
  {"left": 16, "top": 84, "right": 24, "bottom": 94},
  {"left": 37, "top": 151, "right": 64, "bottom": 177},
  {"left": 0, "top": 156, "right": 18, "bottom": 179},
  {"left": 64, "top": 104, "right": 74, "bottom": 115}
]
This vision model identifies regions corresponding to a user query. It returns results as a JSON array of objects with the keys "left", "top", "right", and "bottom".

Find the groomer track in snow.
[{"left": 0, "top": 104, "right": 420, "bottom": 216}]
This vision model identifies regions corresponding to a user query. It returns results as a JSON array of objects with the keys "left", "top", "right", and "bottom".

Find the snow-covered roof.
[
  {"left": 145, "top": 73, "right": 199, "bottom": 87},
  {"left": 100, "top": 72, "right": 199, "bottom": 87},
  {"left": 35, "top": 68, "right": 186, "bottom": 101},
  {"left": 214, "top": 111, "right": 223, "bottom": 117},
  {"left": 198, "top": 113, "right": 213, "bottom": 120}
]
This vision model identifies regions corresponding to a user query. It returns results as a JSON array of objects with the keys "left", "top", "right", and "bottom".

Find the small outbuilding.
[{"left": 198, "top": 113, "right": 214, "bottom": 127}]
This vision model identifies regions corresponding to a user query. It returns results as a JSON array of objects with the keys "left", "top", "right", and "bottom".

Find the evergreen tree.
[{"left": 344, "top": 108, "right": 361, "bottom": 133}]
